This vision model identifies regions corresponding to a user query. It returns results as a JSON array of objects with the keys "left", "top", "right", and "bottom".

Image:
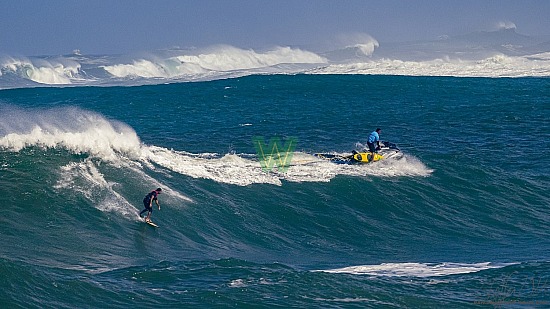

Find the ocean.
[{"left": 0, "top": 72, "right": 549, "bottom": 307}]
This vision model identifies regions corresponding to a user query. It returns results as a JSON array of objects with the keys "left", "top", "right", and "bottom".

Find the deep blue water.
[{"left": 1, "top": 75, "right": 549, "bottom": 308}]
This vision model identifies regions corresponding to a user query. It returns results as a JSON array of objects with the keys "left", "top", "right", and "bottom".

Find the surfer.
[
  {"left": 139, "top": 188, "right": 162, "bottom": 222},
  {"left": 367, "top": 128, "right": 381, "bottom": 157}
]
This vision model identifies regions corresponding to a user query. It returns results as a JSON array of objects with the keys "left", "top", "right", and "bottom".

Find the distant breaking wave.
[
  {"left": 0, "top": 56, "right": 83, "bottom": 85},
  {"left": 2, "top": 51, "right": 549, "bottom": 90},
  {"left": 103, "top": 46, "right": 327, "bottom": 79},
  {"left": 2, "top": 28, "right": 550, "bottom": 89},
  {"left": 310, "top": 53, "right": 550, "bottom": 78}
]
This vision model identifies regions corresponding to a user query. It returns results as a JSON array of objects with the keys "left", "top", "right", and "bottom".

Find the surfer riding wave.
[{"left": 139, "top": 188, "right": 161, "bottom": 222}]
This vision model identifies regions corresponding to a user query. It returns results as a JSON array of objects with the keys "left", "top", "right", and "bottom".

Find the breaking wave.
[
  {"left": 1, "top": 28, "right": 549, "bottom": 89},
  {"left": 0, "top": 56, "right": 83, "bottom": 85},
  {"left": 0, "top": 105, "right": 140, "bottom": 160},
  {"left": 310, "top": 53, "right": 550, "bottom": 77},
  {"left": 102, "top": 46, "right": 327, "bottom": 79}
]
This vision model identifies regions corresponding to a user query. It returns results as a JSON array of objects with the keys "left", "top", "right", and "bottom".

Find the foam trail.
[
  {"left": 288, "top": 152, "right": 433, "bottom": 179},
  {"left": 314, "top": 262, "right": 515, "bottom": 277},
  {"left": 53, "top": 158, "right": 192, "bottom": 220},
  {"left": 142, "top": 147, "right": 432, "bottom": 186},
  {"left": 54, "top": 160, "right": 139, "bottom": 220},
  {"left": 125, "top": 162, "right": 194, "bottom": 204},
  {"left": 142, "top": 146, "right": 282, "bottom": 186}
]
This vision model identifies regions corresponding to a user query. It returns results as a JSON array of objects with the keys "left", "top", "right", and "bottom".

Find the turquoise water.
[{"left": 1, "top": 75, "right": 549, "bottom": 307}]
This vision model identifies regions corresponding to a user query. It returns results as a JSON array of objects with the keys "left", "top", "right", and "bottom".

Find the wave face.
[
  {"left": 2, "top": 29, "right": 550, "bottom": 89},
  {"left": 1, "top": 75, "right": 549, "bottom": 307}
]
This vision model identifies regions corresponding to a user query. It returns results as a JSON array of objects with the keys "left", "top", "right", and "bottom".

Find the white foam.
[
  {"left": 103, "top": 45, "right": 327, "bottom": 79},
  {"left": 286, "top": 152, "right": 432, "bottom": 180},
  {"left": 54, "top": 156, "right": 192, "bottom": 220},
  {"left": 124, "top": 162, "right": 194, "bottom": 204},
  {"left": 315, "top": 262, "right": 514, "bottom": 277},
  {"left": 103, "top": 59, "right": 172, "bottom": 78},
  {"left": 0, "top": 106, "right": 142, "bottom": 161},
  {"left": 229, "top": 279, "right": 247, "bottom": 288},
  {"left": 102, "top": 58, "right": 208, "bottom": 79},
  {"left": 175, "top": 45, "right": 326, "bottom": 71},
  {"left": 54, "top": 160, "right": 139, "bottom": 220},
  {"left": 526, "top": 51, "right": 550, "bottom": 61},
  {"left": 140, "top": 148, "right": 432, "bottom": 186},
  {"left": 310, "top": 54, "right": 550, "bottom": 77},
  {"left": 311, "top": 297, "right": 394, "bottom": 306},
  {"left": 142, "top": 146, "right": 282, "bottom": 186}
]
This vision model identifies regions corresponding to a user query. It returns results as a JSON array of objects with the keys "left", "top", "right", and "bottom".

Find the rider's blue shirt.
[{"left": 368, "top": 131, "right": 380, "bottom": 143}]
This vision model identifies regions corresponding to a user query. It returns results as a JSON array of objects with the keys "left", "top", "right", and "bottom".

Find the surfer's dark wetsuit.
[{"left": 139, "top": 188, "right": 161, "bottom": 219}]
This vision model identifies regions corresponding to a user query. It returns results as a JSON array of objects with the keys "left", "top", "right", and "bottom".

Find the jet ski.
[{"left": 314, "top": 141, "right": 401, "bottom": 164}]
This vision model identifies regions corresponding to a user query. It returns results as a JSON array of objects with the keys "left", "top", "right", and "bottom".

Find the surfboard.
[{"left": 145, "top": 220, "right": 158, "bottom": 228}]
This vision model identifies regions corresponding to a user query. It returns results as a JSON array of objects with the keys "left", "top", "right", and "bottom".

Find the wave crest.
[
  {"left": 103, "top": 46, "right": 327, "bottom": 78},
  {"left": 1, "top": 57, "right": 82, "bottom": 84},
  {"left": 176, "top": 45, "right": 327, "bottom": 71},
  {"left": 0, "top": 106, "right": 141, "bottom": 160},
  {"left": 340, "top": 33, "right": 379, "bottom": 56}
]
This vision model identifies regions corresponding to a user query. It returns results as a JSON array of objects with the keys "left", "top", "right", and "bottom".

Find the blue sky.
[{"left": 1, "top": 0, "right": 549, "bottom": 56}]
